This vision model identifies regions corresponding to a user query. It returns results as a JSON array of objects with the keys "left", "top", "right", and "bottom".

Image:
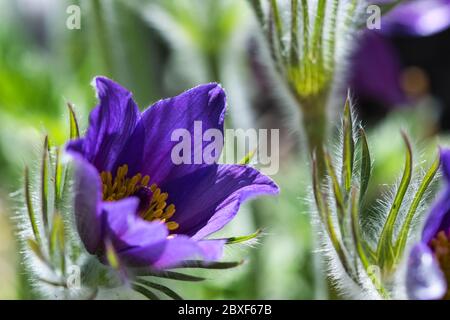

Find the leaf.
[
  {"left": 136, "top": 270, "right": 205, "bottom": 282},
  {"left": 350, "top": 188, "right": 369, "bottom": 270},
  {"left": 394, "top": 154, "right": 440, "bottom": 259},
  {"left": 24, "top": 167, "right": 41, "bottom": 244},
  {"left": 223, "top": 229, "right": 261, "bottom": 244},
  {"left": 54, "top": 147, "right": 64, "bottom": 209},
  {"left": 359, "top": 126, "right": 371, "bottom": 203},
  {"left": 247, "top": 0, "right": 264, "bottom": 27},
  {"left": 67, "top": 102, "right": 80, "bottom": 139},
  {"left": 311, "top": 0, "right": 326, "bottom": 62},
  {"left": 171, "top": 260, "right": 244, "bottom": 270},
  {"left": 312, "top": 152, "right": 357, "bottom": 283},
  {"left": 341, "top": 95, "right": 354, "bottom": 193},
  {"left": 376, "top": 132, "right": 413, "bottom": 267},
  {"left": 323, "top": 149, "right": 345, "bottom": 221},
  {"left": 133, "top": 284, "right": 160, "bottom": 300},
  {"left": 135, "top": 279, "right": 183, "bottom": 300},
  {"left": 290, "top": 0, "right": 299, "bottom": 65},
  {"left": 49, "top": 213, "right": 65, "bottom": 273},
  {"left": 269, "top": 0, "right": 285, "bottom": 58},
  {"left": 41, "top": 135, "right": 49, "bottom": 231},
  {"left": 350, "top": 188, "right": 390, "bottom": 298}
]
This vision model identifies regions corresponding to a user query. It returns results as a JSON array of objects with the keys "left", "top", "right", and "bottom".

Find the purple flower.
[
  {"left": 406, "top": 148, "right": 450, "bottom": 300},
  {"left": 66, "top": 77, "right": 279, "bottom": 270},
  {"left": 350, "top": 0, "right": 450, "bottom": 107}
]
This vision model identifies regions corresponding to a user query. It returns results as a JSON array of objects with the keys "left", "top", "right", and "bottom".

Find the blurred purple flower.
[
  {"left": 350, "top": 0, "right": 450, "bottom": 106},
  {"left": 406, "top": 148, "right": 450, "bottom": 300},
  {"left": 67, "top": 77, "right": 279, "bottom": 270}
]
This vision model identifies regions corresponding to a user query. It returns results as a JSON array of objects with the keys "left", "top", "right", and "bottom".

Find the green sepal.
[
  {"left": 394, "top": 154, "right": 440, "bottom": 260},
  {"left": 24, "top": 167, "right": 41, "bottom": 244},
  {"left": 376, "top": 132, "right": 413, "bottom": 269},
  {"left": 68, "top": 102, "right": 80, "bottom": 139},
  {"left": 41, "top": 135, "right": 50, "bottom": 231},
  {"left": 359, "top": 127, "right": 371, "bottom": 203},
  {"left": 342, "top": 95, "right": 354, "bottom": 193}
]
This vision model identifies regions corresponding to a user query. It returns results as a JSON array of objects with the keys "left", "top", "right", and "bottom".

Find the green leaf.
[
  {"left": 68, "top": 102, "right": 80, "bottom": 139},
  {"left": 41, "top": 135, "right": 50, "bottom": 231},
  {"left": 342, "top": 95, "right": 354, "bottom": 193},
  {"left": 350, "top": 188, "right": 390, "bottom": 299},
  {"left": 247, "top": 0, "right": 264, "bottom": 27},
  {"left": 24, "top": 167, "right": 41, "bottom": 244},
  {"left": 223, "top": 229, "right": 261, "bottom": 244},
  {"left": 350, "top": 188, "right": 369, "bottom": 270},
  {"left": 376, "top": 132, "right": 413, "bottom": 267},
  {"left": 311, "top": 152, "right": 326, "bottom": 223},
  {"left": 290, "top": 0, "right": 299, "bottom": 65},
  {"left": 312, "top": 152, "right": 356, "bottom": 283},
  {"left": 54, "top": 147, "right": 64, "bottom": 209},
  {"left": 269, "top": 0, "right": 286, "bottom": 59},
  {"left": 171, "top": 260, "right": 244, "bottom": 270},
  {"left": 49, "top": 213, "right": 65, "bottom": 273},
  {"left": 135, "top": 279, "right": 183, "bottom": 300},
  {"left": 323, "top": 149, "right": 344, "bottom": 221},
  {"left": 359, "top": 127, "right": 371, "bottom": 203},
  {"left": 133, "top": 284, "right": 160, "bottom": 300},
  {"left": 136, "top": 270, "right": 205, "bottom": 282},
  {"left": 326, "top": 0, "right": 339, "bottom": 71},
  {"left": 394, "top": 154, "right": 440, "bottom": 259},
  {"left": 311, "top": 0, "right": 326, "bottom": 63}
]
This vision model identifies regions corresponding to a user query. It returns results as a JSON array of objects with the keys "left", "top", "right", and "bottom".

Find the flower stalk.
[{"left": 249, "top": 0, "right": 363, "bottom": 176}]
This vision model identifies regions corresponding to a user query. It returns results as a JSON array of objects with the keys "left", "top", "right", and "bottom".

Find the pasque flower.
[
  {"left": 350, "top": 0, "right": 450, "bottom": 106},
  {"left": 407, "top": 148, "right": 450, "bottom": 300},
  {"left": 66, "top": 77, "right": 279, "bottom": 270}
]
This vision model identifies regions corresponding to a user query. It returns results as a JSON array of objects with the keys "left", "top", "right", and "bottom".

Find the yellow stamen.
[{"left": 100, "top": 164, "right": 178, "bottom": 231}]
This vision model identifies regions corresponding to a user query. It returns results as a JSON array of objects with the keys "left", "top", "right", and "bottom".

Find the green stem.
[{"left": 297, "top": 94, "right": 328, "bottom": 178}]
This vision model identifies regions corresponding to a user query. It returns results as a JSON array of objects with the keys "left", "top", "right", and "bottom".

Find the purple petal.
[
  {"left": 152, "top": 238, "right": 226, "bottom": 269},
  {"left": 151, "top": 235, "right": 202, "bottom": 269},
  {"left": 138, "top": 83, "right": 226, "bottom": 185},
  {"left": 382, "top": 0, "right": 450, "bottom": 37},
  {"left": 102, "top": 198, "right": 169, "bottom": 266},
  {"left": 350, "top": 31, "right": 406, "bottom": 106},
  {"left": 162, "top": 164, "right": 279, "bottom": 239},
  {"left": 79, "top": 77, "right": 141, "bottom": 173},
  {"left": 70, "top": 153, "right": 104, "bottom": 254},
  {"left": 422, "top": 148, "right": 450, "bottom": 243},
  {"left": 406, "top": 243, "right": 447, "bottom": 300},
  {"left": 197, "top": 239, "right": 226, "bottom": 261}
]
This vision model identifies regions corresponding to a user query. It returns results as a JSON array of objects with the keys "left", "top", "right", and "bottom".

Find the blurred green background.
[{"left": 0, "top": 0, "right": 446, "bottom": 299}]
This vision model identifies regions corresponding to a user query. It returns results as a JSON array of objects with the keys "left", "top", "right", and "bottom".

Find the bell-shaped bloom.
[
  {"left": 407, "top": 148, "right": 450, "bottom": 300},
  {"left": 67, "top": 77, "right": 279, "bottom": 269},
  {"left": 350, "top": 0, "right": 450, "bottom": 107}
]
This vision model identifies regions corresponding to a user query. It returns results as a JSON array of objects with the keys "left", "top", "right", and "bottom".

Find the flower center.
[
  {"left": 100, "top": 164, "right": 178, "bottom": 231},
  {"left": 430, "top": 230, "right": 450, "bottom": 300}
]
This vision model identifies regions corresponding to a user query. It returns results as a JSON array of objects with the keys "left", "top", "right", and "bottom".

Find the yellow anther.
[
  {"left": 141, "top": 175, "right": 150, "bottom": 186},
  {"left": 166, "top": 221, "right": 179, "bottom": 231},
  {"left": 100, "top": 164, "right": 178, "bottom": 232}
]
